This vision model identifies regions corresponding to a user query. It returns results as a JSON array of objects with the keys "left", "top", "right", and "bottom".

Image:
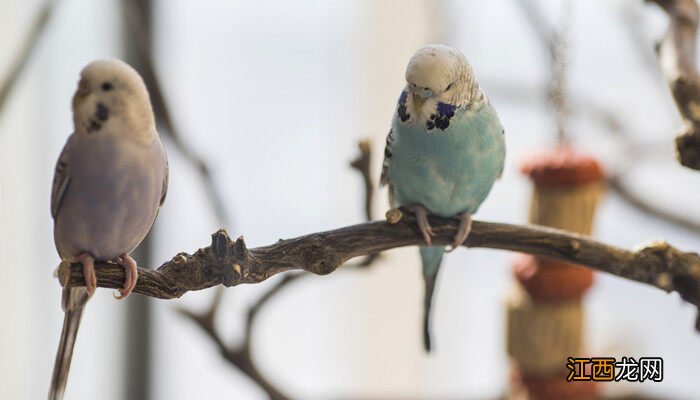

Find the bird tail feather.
[
  {"left": 49, "top": 287, "right": 89, "bottom": 400},
  {"left": 420, "top": 246, "right": 445, "bottom": 353}
]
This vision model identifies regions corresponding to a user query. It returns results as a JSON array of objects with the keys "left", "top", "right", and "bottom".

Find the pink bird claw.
[
  {"left": 79, "top": 253, "right": 97, "bottom": 296},
  {"left": 114, "top": 253, "right": 139, "bottom": 300},
  {"left": 411, "top": 205, "right": 435, "bottom": 245},
  {"left": 447, "top": 213, "right": 472, "bottom": 252}
]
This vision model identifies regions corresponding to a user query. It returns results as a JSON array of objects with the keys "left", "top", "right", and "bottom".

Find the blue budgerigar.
[{"left": 381, "top": 45, "right": 505, "bottom": 352}]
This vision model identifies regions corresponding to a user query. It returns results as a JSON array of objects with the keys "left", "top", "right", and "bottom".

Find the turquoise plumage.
[{"left": 381, "top": 45, "right": 505, "bottom": 352}]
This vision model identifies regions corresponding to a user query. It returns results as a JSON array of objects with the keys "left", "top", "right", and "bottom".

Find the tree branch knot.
[
  {"left": 206, "top": 229, "right": 250, "bottom": 286},
  {"left": 302, "top": 238, "right": 341, "bottom": 276},
  {"left": 385, "top": 208, "right": 404, "bottom": 224},
  {"left": 634, "top": 241, "right": 700, "bottom": 327}
]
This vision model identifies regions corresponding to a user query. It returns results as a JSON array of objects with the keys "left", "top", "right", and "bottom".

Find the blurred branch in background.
[
  {"left": 122, "top": 1, "right": 234, "bottom": 399},
  {"left": 123, "top": 0, "right": 232, "bottom": 226},
  {"left": 620, "top": 1, "right": 662, "bottom": 78},
  {"left": 121, "top": 1, "right": 156, "bottom": 399},
  {"left": 0, "top": 0, "right": 58, "bottom": 117},
  {"left": 515, "top": 0, "right": 700, "bottom": 233},
  {"left": 648, "top": 0, "right": 700, "bottom": 170},
  {"left": 548, "top": 1, "right": 572, "bottom": 144},
  {"left": 0, "top": 0, "right": 232, "bottom": 225},
  {"left": 516, "top": 0, "right": 572, "bottom": 144},
  {"left": 177, "top": 286, "right": 289, "bottom": 400},
  {"left": 581, "top": 95, "right": 700, "bottom": 233},
  {"left": 176, "top": 140, "right": 381, "bottom": 400},
  {"left": 350, "top": 140, "right": 375, "bottom": 222},
  {"left": 608, "top": 174, "right": 700, "bottom": 232}
]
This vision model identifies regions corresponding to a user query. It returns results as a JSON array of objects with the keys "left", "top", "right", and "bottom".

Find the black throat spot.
[
  {"left": 398, "top": 90, "right": 410, "bottom": 122},
  {"left": 87, "top": 119, "right": 102, "bottom": 133},
  {"left": 96, "top": 102, "right": 109, "bottom": 122},
  {"left": 86, "top": 102, "right": 109, "bottom": 134},
  {"left": 428, "top": 102, "right": 457, "bottom": 131}
]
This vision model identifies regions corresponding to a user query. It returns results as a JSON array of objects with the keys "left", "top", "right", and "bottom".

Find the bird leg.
[
  {"left": 411, "top": 205, "right": 435, "bottom": 245},
  {"left": 78, "top": 253, "right": 97, "bottom": 296},
  {"left": 113, "top": 253, "right": 138, "bottom": 299},
  {"left": 447, "top": 212, "right": 472, "bottom": 252}
]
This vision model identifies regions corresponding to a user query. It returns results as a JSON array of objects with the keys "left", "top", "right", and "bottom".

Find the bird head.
[
  {"left": 404, "top": 44, "right": 475, "bottom": 112},
  {"left": 72, "top": 59, "right": 156, "bottom": 140}
]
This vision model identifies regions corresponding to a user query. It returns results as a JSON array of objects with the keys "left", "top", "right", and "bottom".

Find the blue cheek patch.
[
  {"left": 428, "top": 102, "right": 457, "bottom": 131},
  {"left": 398, "top": 90, "right": 410, "bottom": 122}
]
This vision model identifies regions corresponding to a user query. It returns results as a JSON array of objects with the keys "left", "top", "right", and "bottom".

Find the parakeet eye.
[{"left": 101, "top": 82, "right": 114, "bottom": 91}]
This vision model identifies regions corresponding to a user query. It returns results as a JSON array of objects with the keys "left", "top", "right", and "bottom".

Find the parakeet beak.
[
  {"left": 413, "top": 93, "right": 425, "bottom": 111},
  {"left": 412, "top": 87, "right": 433, "bottom": 111}
]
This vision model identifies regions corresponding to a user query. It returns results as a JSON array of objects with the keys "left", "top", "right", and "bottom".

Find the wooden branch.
[
  {"left": 0, "top": 0, "right": 59, "bottom": 116},
  {"left": 58, "top": 212, "right": 700, "bottom": 329},
  {"left": 174, "top": 140, "right": 381, "bottom": 400},
  {"left": 649, "top": 0, "right": 700, "bottom": 170}
]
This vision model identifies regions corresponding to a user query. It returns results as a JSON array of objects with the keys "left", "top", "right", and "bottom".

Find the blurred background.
[{"left": 1, "top": 0, "right": 700, "bottom": 399}]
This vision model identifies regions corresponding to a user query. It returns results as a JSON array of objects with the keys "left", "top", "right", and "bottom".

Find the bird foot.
[
  {"left": 113, "top": 254, "right": 138, "bottom": 300},
  {"left": 447, "top": 213, "right": 472, "bottom": 252},
  {"left": 411, "top": 205, "right": 435, "bottom": 245},
  {"left": 78, "top": 253, "right": 97, "bottom": 296}
]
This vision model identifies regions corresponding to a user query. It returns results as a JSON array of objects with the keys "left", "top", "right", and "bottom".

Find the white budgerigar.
[{"left": 49, "top": 59, "right": 168, "bottom": 399}]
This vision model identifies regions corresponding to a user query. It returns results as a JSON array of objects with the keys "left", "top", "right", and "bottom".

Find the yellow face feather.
[
  {"left": 413, "top": 93, "right": 426, "bottom": 111},
  {"left": 72, "top": 59, "right": 156, "bottom": 141}
]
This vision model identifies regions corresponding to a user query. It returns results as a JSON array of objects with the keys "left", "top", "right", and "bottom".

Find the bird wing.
[
  {"left": 51, "top": 135, "right": 76, "bottom": 219},
  {"left": 379, "top": 128, "right": 396, "bottom": 187},
  {"left": 160, "top": 156, "right": 169, "bottom": 207},
  {"left": 496, "top": 127, "right": 505, "bottom": 179}
]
